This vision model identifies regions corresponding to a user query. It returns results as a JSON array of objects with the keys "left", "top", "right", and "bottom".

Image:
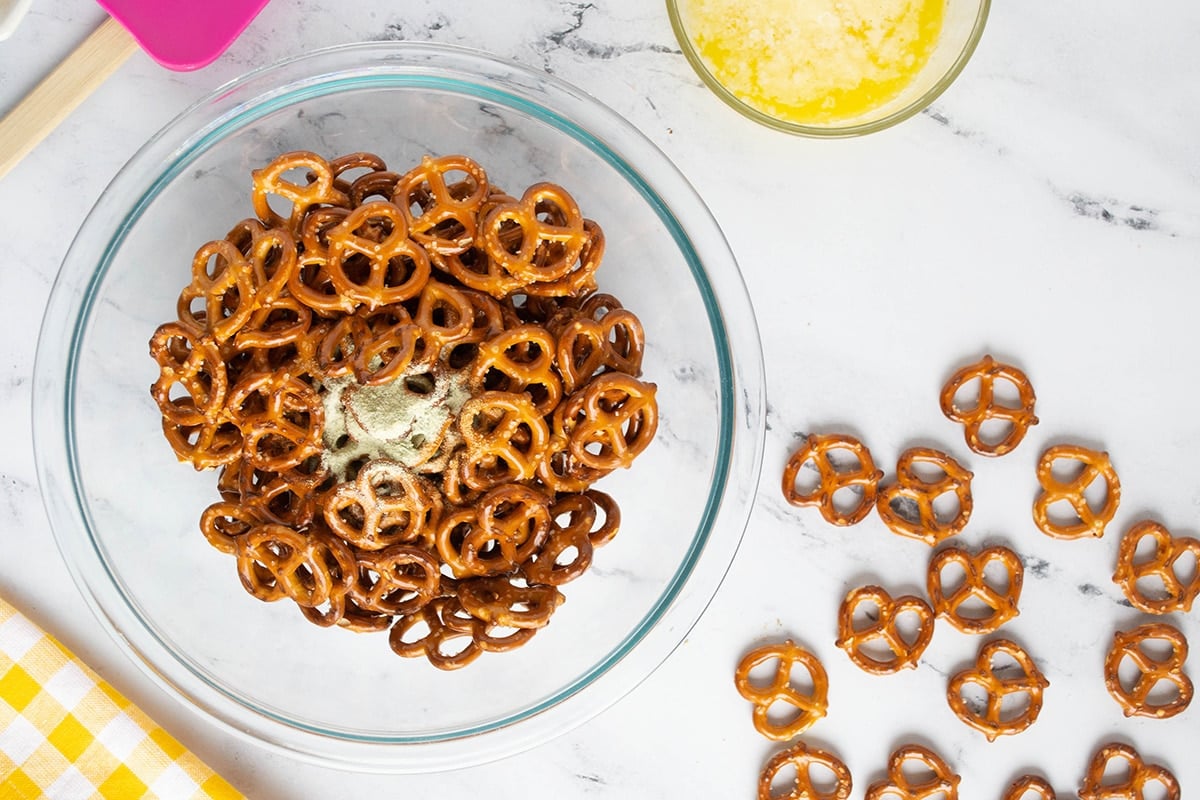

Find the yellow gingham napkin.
[{"left": 0, "top": 596, "right": 243, "bottom": 799}]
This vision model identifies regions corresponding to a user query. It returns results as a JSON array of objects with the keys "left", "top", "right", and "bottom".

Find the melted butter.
[
  {"left": 321, "top": 367, "right": 472, "bottom": 481},
  {"left": 682, "top": 0, "right": 945, "bottom": 125}
]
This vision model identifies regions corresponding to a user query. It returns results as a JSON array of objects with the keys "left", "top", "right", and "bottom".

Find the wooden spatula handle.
[{"left": 0, "top": 16, "right": 138, "bottom": 180}]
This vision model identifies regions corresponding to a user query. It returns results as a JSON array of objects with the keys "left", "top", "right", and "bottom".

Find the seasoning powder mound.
[{"left": 681, "top": 0, "right": 945, "bottom": 125}]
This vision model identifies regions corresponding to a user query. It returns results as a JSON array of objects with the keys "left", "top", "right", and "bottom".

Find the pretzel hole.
[
  {"left": 953, "top": 596, "right": 1001, "bottom": 621},
  {"left": 1082, "top": 475, "right": 1110, "bottom": 510},
  {"left": 889, "top": 496, "right": 921, "bottom": 524},
  {"left": 1043, "top": 498, "right": 1086, "bottom": 528},
  {"left": 264, "top": 191, "right": 297, "bottom": 223},
  {"left": 495, "top": 219, "right": 525, "bottom": 255},
  {"left": 951, "top": 376, "right": 984, "bottom": 411},
  {"left": 385, "top": 254, "right": 423, "bottom": 288},
  {"left": 830, "top": 485, "right": 866, "bottom": 515},
  {"left": 766, "top": 761, "right": 800, "bottom": 798},
  {"left": 1096, "top": 755, "right": 1134, "bottom": 785},
  {"left": 803, "top": 761, "right": 843, "bottom": 795},
  {"left": 1048, "top": 457, "right": 1090, "bottom": 483},
  {"left": 997, "top": 689, "right": 1032, "bottom": 722},
  {"left": 1172, "top": 549, "right": 1197, "bottom": 585},
  {"left": 931, "top": 492, "right": 961, "bottom": 525},
  {"left": 1134, "top": 636, "right": 1179, "bottom": 663},
  {"left": 788, "top": 459, "right": 822, "bottom": 497},
  {"left": 991, "top": 377, "right": 1024, "bottom": 408},
  {"left": 447, "top": 343, "right": 479, "bottom": 369},
  {"left": 910, "top": 460, "right": 950, "bottom": 484},
  {"left": 891, "top": 608, "right": 930, "bottom": 646},
  {"left": 897, "top": 757, "right": 942, "bottom": 787},
  {"left": 344, "top": 456, "right": 371, "bottom": 482},
  {"left": 1133, "top": 574, "right": 1174, "bottom": 602},
  {"left": 976, "top": 418, "right": 1016, "bottom": 446},
  {"left": 424, "top": 217, "right": 470, "bottom": 244},
  {"left": 763, "top": 698, "right": 808, "bottom": 729},
  {"left": 396, "top": 618, "right": 432, "bottom": 645}
]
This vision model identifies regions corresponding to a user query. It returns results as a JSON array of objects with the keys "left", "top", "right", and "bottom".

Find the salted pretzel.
[
  {"left": 758, "top": 741, "right": 852, "bottom": 800},
  {"left": 322, "top": 459, "right": 441, "bottom": 551},
  {"left": 523, "top": 218, "right": 604, "bottom": 298},
  {"left": 1113, "top": 520, "right": 1200, "bottom": 614},
  {"left": 520, "top": 493, "right": 597, "bottom": 586},
  {"left": 388, "top": 597, "right": 482, "bottom": 670},
  {"left": 1104, "top": 622, "right": 1193, "bottom": 719},
  {"left": 865, "top": 745, "right": 960, "bottom": 800},
  {"left": 176, "top": 239, "right": 258, "bottom": 343},
  {"left": 323, "top": 200, "right": 432, "bottom": 309},
  {"left": 782, "top": 433, "right": 883, "bottom": 527},
  {"left": 1003, "top": 775, "right": 1056, "bottom": 800},
  {"left": 566, "top": 373, "right": 658, "bottom": 471},
  {"left": 876, "top": 447, "right": 974, "bottom": 546},
  {"left": 1078, "top": 743, "right": 1180, "bottom": 800},
  {"left": 733, "top": 640, "right": 829, "bottom": 741},
  {"left": 251, "top": 150, "right": 349, "bottom": 234},
  {"left": 835, "top": 585, "right": 934, "bottom": 674},
  {"left": 199, "top": 501, "right": 259, "bottom": 555},
  {"left": 555, "top": 307, "right": 646, "bottom": 394},
  {"left": 458, "top": 391, "right": 551, "bottom": 489},
  {"left": 480, "top": 182, "right": 587, "bottom": 284},
  {"left": 1032, "top": 444, "right": 1120, "bottom": 539},
  {"left": 350, "top": 544, "right": 441, "bottom": 617},
  {"left": 456, "top": 576, "right": 564, "bottom": 629},
  {"left": 947, "top": 638, "right": 1049, "bottom": 741},
  {"left": 226, "top": 371, "right": 325, "bottom": 472},
  {"left": 471, "top": 324, "right": 563, "bottom": 416},
  {"left": 926, "top": 544, "right": 1023, "bottom": 634},
  {"left": 235, "top": 524, "right": 356, "bottom": 627},
  {"left": 462, "top": 484, "right": 553, "bottom": 575},
  {"left": 393, "top": 154, "right": 489, "bottom": 255},
  {"left": 234, "top": 459, "right": 327, "bottom": 528},
  {"left": 939, "top": 355, "right": 1038, "bottom": 456}
]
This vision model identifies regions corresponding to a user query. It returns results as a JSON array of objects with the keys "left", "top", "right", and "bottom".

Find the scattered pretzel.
[
  {"left": 947, "top": 638, "right": 1049, "bottom": 741},
  {"left": 734, "top": 640, "right": 829, "bottom": 741},
  {"left": 782, "top": 434, "right": 883, "bottom": 527},
  {"left": 939, "top": 355, "right": 1038, "bottom": 456},
  {"left": 1078, "top": 742, "right": 1180, "bottom": 800},
  {"left": 1113, "top": 520, "right": 1200, "bottom": 614},
  {"left": 927, "top": 544, "right": 1023, "bottom": 634},
  {"left": 835, "top": 585, "right": 934, "bottom": 674},
  {"left": 1104, "top": 622, "right": 1193, "bottom": 719},
  {"left": 864, "top": 744, "right": 960, "bottom": 800},
  {"left": 1032, "top": 444, "right": 1120, "bottom": 539},
  {"left": 1003, "top": 775, "right": 1056, "bottom": 800},
  {"left": 877, "top": 447, "right": 974, "bottom": 546},
  {"left": 758, "top": 741, "right": 852, "bottom": 800}
]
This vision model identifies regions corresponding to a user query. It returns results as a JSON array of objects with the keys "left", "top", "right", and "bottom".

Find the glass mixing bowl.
[
  {"left": 667, "top": 0, "right": 990, "bottom": 136},
  {"left": 32, "top": 43, "right": 765, "bottom": 771}
]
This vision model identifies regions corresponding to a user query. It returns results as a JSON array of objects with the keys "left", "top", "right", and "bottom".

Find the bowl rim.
[
  {"left": 32, "top": 41, "right": 767, "bottom": 771},
  {"left": 665, "top": 0, "right": 992, "bottom": 137}
]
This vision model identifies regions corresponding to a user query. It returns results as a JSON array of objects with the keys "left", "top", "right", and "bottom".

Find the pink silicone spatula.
[{"left": 0, "top": 0, "right": 271, "bottom": 179}]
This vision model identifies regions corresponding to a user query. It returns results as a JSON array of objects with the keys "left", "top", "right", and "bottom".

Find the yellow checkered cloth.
[{"left": 0, "top": 597, "right": 243, "bottom": 799}]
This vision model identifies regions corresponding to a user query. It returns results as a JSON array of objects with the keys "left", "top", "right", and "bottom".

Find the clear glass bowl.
[
  {"left": 32, "top": 43, "right": 765, "bottom": 771},
  {"left": 667, "top": 0, "right": 990, "bottom": 137}
]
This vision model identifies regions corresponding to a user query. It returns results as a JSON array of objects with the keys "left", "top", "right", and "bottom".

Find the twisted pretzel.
[
  {"left": 758, "top": 741, "right": 852, "bottom": 800},
  {"left": 199, "top": 500, "right": 260, "bottom": 555},
  {"left": 480, "top": 182, "right": 587, "bottom": 284},
  {"left": 235, "top": 524, "right": 356, "bottom": 626},
  {"left": 554, "top": 306, "right": 646, "bottom": 393},
  {"left": 865, "top": 745, "right": 960, "bottom": 800},
  {"left": 458, "top": 391, "right": 551, "bottom": 490},
  {"left": 947, "top": 638, "right": 1049, "bottom": 741},
  {"left": 877, "top": 447, "right": 974, "bottom": 546},
  {"left": 1104, "top": 622, "right": 1193, "bottom": 719},
  {"left": 1033, "top": 444, "right": 1120, "bottom": 539},
  {"left": 782, "top": 434, "right": 883, "bottom": 527},
  {"left": 566, "top": 373, "right": 658, "bottom": 471},
  {"left": 1078, "top": 743, "right": 1180, "bottom": 800},
  {"left": 939, "top": 355, "right": 1038, "bottom": 456},
  {"left": 226, "top": 371, "right": 324, "bottom": 472},
  {"left": 251, "top": 151, "right": 349, "bottom": 233},
  {"left": 456, "top": 576, "right": 564, "bottom": 629},
  {"left": 350, "top": 544, "right": 441, "bottom": 617},
  {"left": 733, "top": 640, "right": 829, "bottom": 741},
  {"left": 471, "top": 324, "right": 562, "bottom": 416},
  {"left": 150, "top": 322, "right": 228, "bottom": 426},
  {"left": 926, "top": 545, "right": 1023, "bottom": 634},
  {"left": 1003, "top": 775, "right": 1056, "bottom": 800},
  {"left": 449, "top": 484, "right": 552, "bottom": 577},
  {"left": 520, "top": 492, "right": 596, "bottom": 586},
  {"left": 835, "top": 585, "right": 934, "bottom": 674},
  {"left": 323, "top": 459, "right": 441, "bottom": 551},
  {"left": 1113, "top": 520, "right": 1200, "bottom": 614},
  {"left": 393, "top": 154, "right": 489, "bottom": 255},
  {"left": 388, "top": 597, "right": 481, "bottom": 670},
  {"left": 176, "top": 239, "right": 257, "bottom": 343},
  {"left": 324, "top": 200, "right": 431, "bottom": 309}
]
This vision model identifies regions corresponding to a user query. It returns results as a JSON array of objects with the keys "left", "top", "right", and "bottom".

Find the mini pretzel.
[
  {"left": 520, "top": 493, "right": 597, "bottom": 586},
  {"left": 733, "top": 640, "right": 829, "bottom": 741},
  {"left": 459, "top": 484, "right": 552, "bottom": 575},
  {"left": 226, "top": 371, "right": 325, "bottom": 472},
  {"left": 1113, "top": 520, "right": 1200, "bottom": 614},
  {"left": 835, "top": 585, "right": 933, "bottom": 674},
  {"left": 877, "top": 447, "right": 974, "bottom": 546},
  {"left": 566, "top": 373, "right": 658, "bottom": 471},
  {"left": 199, "top": 500, "right": 259, "bottom": 555},
  {"left": 458, "top": 391, "right": 551, "bottom": 489},
  {"left": 1104, "top": 622, "right": 1193, "bottom": 719},
  {"left": 865, "top": 745, "right": 960, "bottom": 800},
  {"left": 456, "top": 576, "right": 564, "bottom": 629},
  {"left": 388, "top": 597, "right": 481, "bottom": 670},
  {"left": 234, "top": 459, "right": 326, "bottom": 528},
  {"left": 471, "top": 324, "right": 563, "bottom": 416},
  {"left": 393, "top": 154, "right": 489, "bottom": 255},
  {"left": 323, "top": 460, "right": 442, "bottom": 551},
  {"left": 758, "top": 741, "right": 852, "bottom": 800},
  {"left": 251, "top": 150, "right": 349, "bottom": 233},
  {"left": 523, "top": 218, "right": 604, "bottom": 298},
  {"left": 351, "top": 544, "right": 441, "bottom": 617},
  {"left": 150, "top": 322, "right": 228, "bottom": 426},
  {"left": 926, "top": 545, "right": 1023, "bottom": 634},
  {"left": 1033, "top": 444, "right": 1120, "bottom": 539},
  {"left": 176, "top": 239, "right": 257, "bottom": 343},
  {"left": 324, "top": 200, "right": 432, "bottom": 309},
  {"left": 555, "top": 307, "right": 646, "bottom": 394},
  {"left": 235, "top": 524, "right": 356, "bottom": 627},
  {"left": 939, "top": 355, "right": 1038, "bottom": 456},
  {"left": 947, "top": 638, "right": 1049, "bottom": 741},
  {"left": 1003, "top": 775, "right": 1056, "bottom": 800},
  {"left": 1078, "top": 743, "right": 1180, "bottom": 800},
  {"left": 480, "top": 182, "right": 587, "bottom": 284},
  {"left": 782, "top": 434, "right": 883, "bottom": 527}
]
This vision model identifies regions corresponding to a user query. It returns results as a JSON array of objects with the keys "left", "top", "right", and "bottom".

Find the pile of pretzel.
[
  {"left": 743, "top": 354, "right": 1188, "bottom": 799},
  {"left": 149, "top": 151, "right": 658, "bottom": 669}
]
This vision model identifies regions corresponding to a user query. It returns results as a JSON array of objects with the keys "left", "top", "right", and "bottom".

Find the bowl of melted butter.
[{"left": 668, "top": 0, "right": 989, "bottom": 135}]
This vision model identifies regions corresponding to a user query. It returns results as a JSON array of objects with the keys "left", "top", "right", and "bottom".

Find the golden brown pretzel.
[
  {"left": 835, "top": 585, "right": 934, "bottom": 674},
  {"left": 876, "top": 447, "right": 974, "bottom": 546},
  {"left": 1032, "top": 444, "right": 1120, "bottom": 539},
  {"left": 471, "top": 324, "right": 563, "bottom": 416},
  {"left": 566, "top": 373, "right": 658, "bottom": 471},
  {"left": 456, "top": 576, "right": 564, "bottom": 629},
  {"left": 520, "top": 493, "right": 597, "bottom": 586},
  {"left": 323, "top": 460, "right": 442, "bottom": 551},
  {"left": 523, "top": 217, "right": 604, "bottom": 298},
  {"left": 458, "top": 390, "right": 551, "bottom": 489},
  {"left": 226, "top": 370, "right": 324, "bottom": 472},
  {"left": 865, "top": 745, "right": 960, "bottom": 800},
  {"left": 456, "top": 484, "right": 552, "bottom": 576},
  {"left": 150, "top": 321, "right": 229, "bottom": 427},
  {"left": 251, "top": 150, "right": 349, "bottom": 233},
  {"left": 554, "top": 306, "right": 646, "bottom": 393},
  {"left": 176, "top": 239, "right": 257, "bottom": 343},
  {"left": 234, "top": 524, "right": 356, "bottom": 627},
  {"left": 393, "top": 154, "right": 489, "bottom": 255},
  {"left": 733, "top": 640, "right": 829, "bottom": 741},
  {"left": 1104, "top": 622, "right": 1193, "bottom": 719},
  {"left": 939, "top": 355, "right": 1038, "bottom": 457},
  {"left": 388, "top": 597, "right": 482, "bottom": 670},
  {"left": 480, "top": 182, "right": 587, "bottom": 284},
  {"left": 1003, "top": 775, "right": 1056, "bottom": 800},
  {"left": 758, "top": 741, "right": 852, "bottom": 800},
  {"left": 782, "top": 433, "right": 883, "bottom": 527},
  {"left": 350, "top": 544, "right": 441, "bottom": 617},
  {"left": 947, "top": 638, "right": 1049, "bottom": 741},
  {"left": 1112, "top": 520, "right": 1200, "bottom": 614},
  {"left": 324, "top": 200, "right": 431, "bottom": 309},
  {"left": 1078, "top": 743, "right": 1180, "bottom": 800},
  {"left": 926, "top": 544, "right": 1023, "bottom": 634},
  {"left": 199, "top": 500, "right": 260, "bottom": 554}
]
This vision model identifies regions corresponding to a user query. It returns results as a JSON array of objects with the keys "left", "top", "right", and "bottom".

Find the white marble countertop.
[{"left": 3, "top": 1, "right": 1199, "bottom": 797}]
